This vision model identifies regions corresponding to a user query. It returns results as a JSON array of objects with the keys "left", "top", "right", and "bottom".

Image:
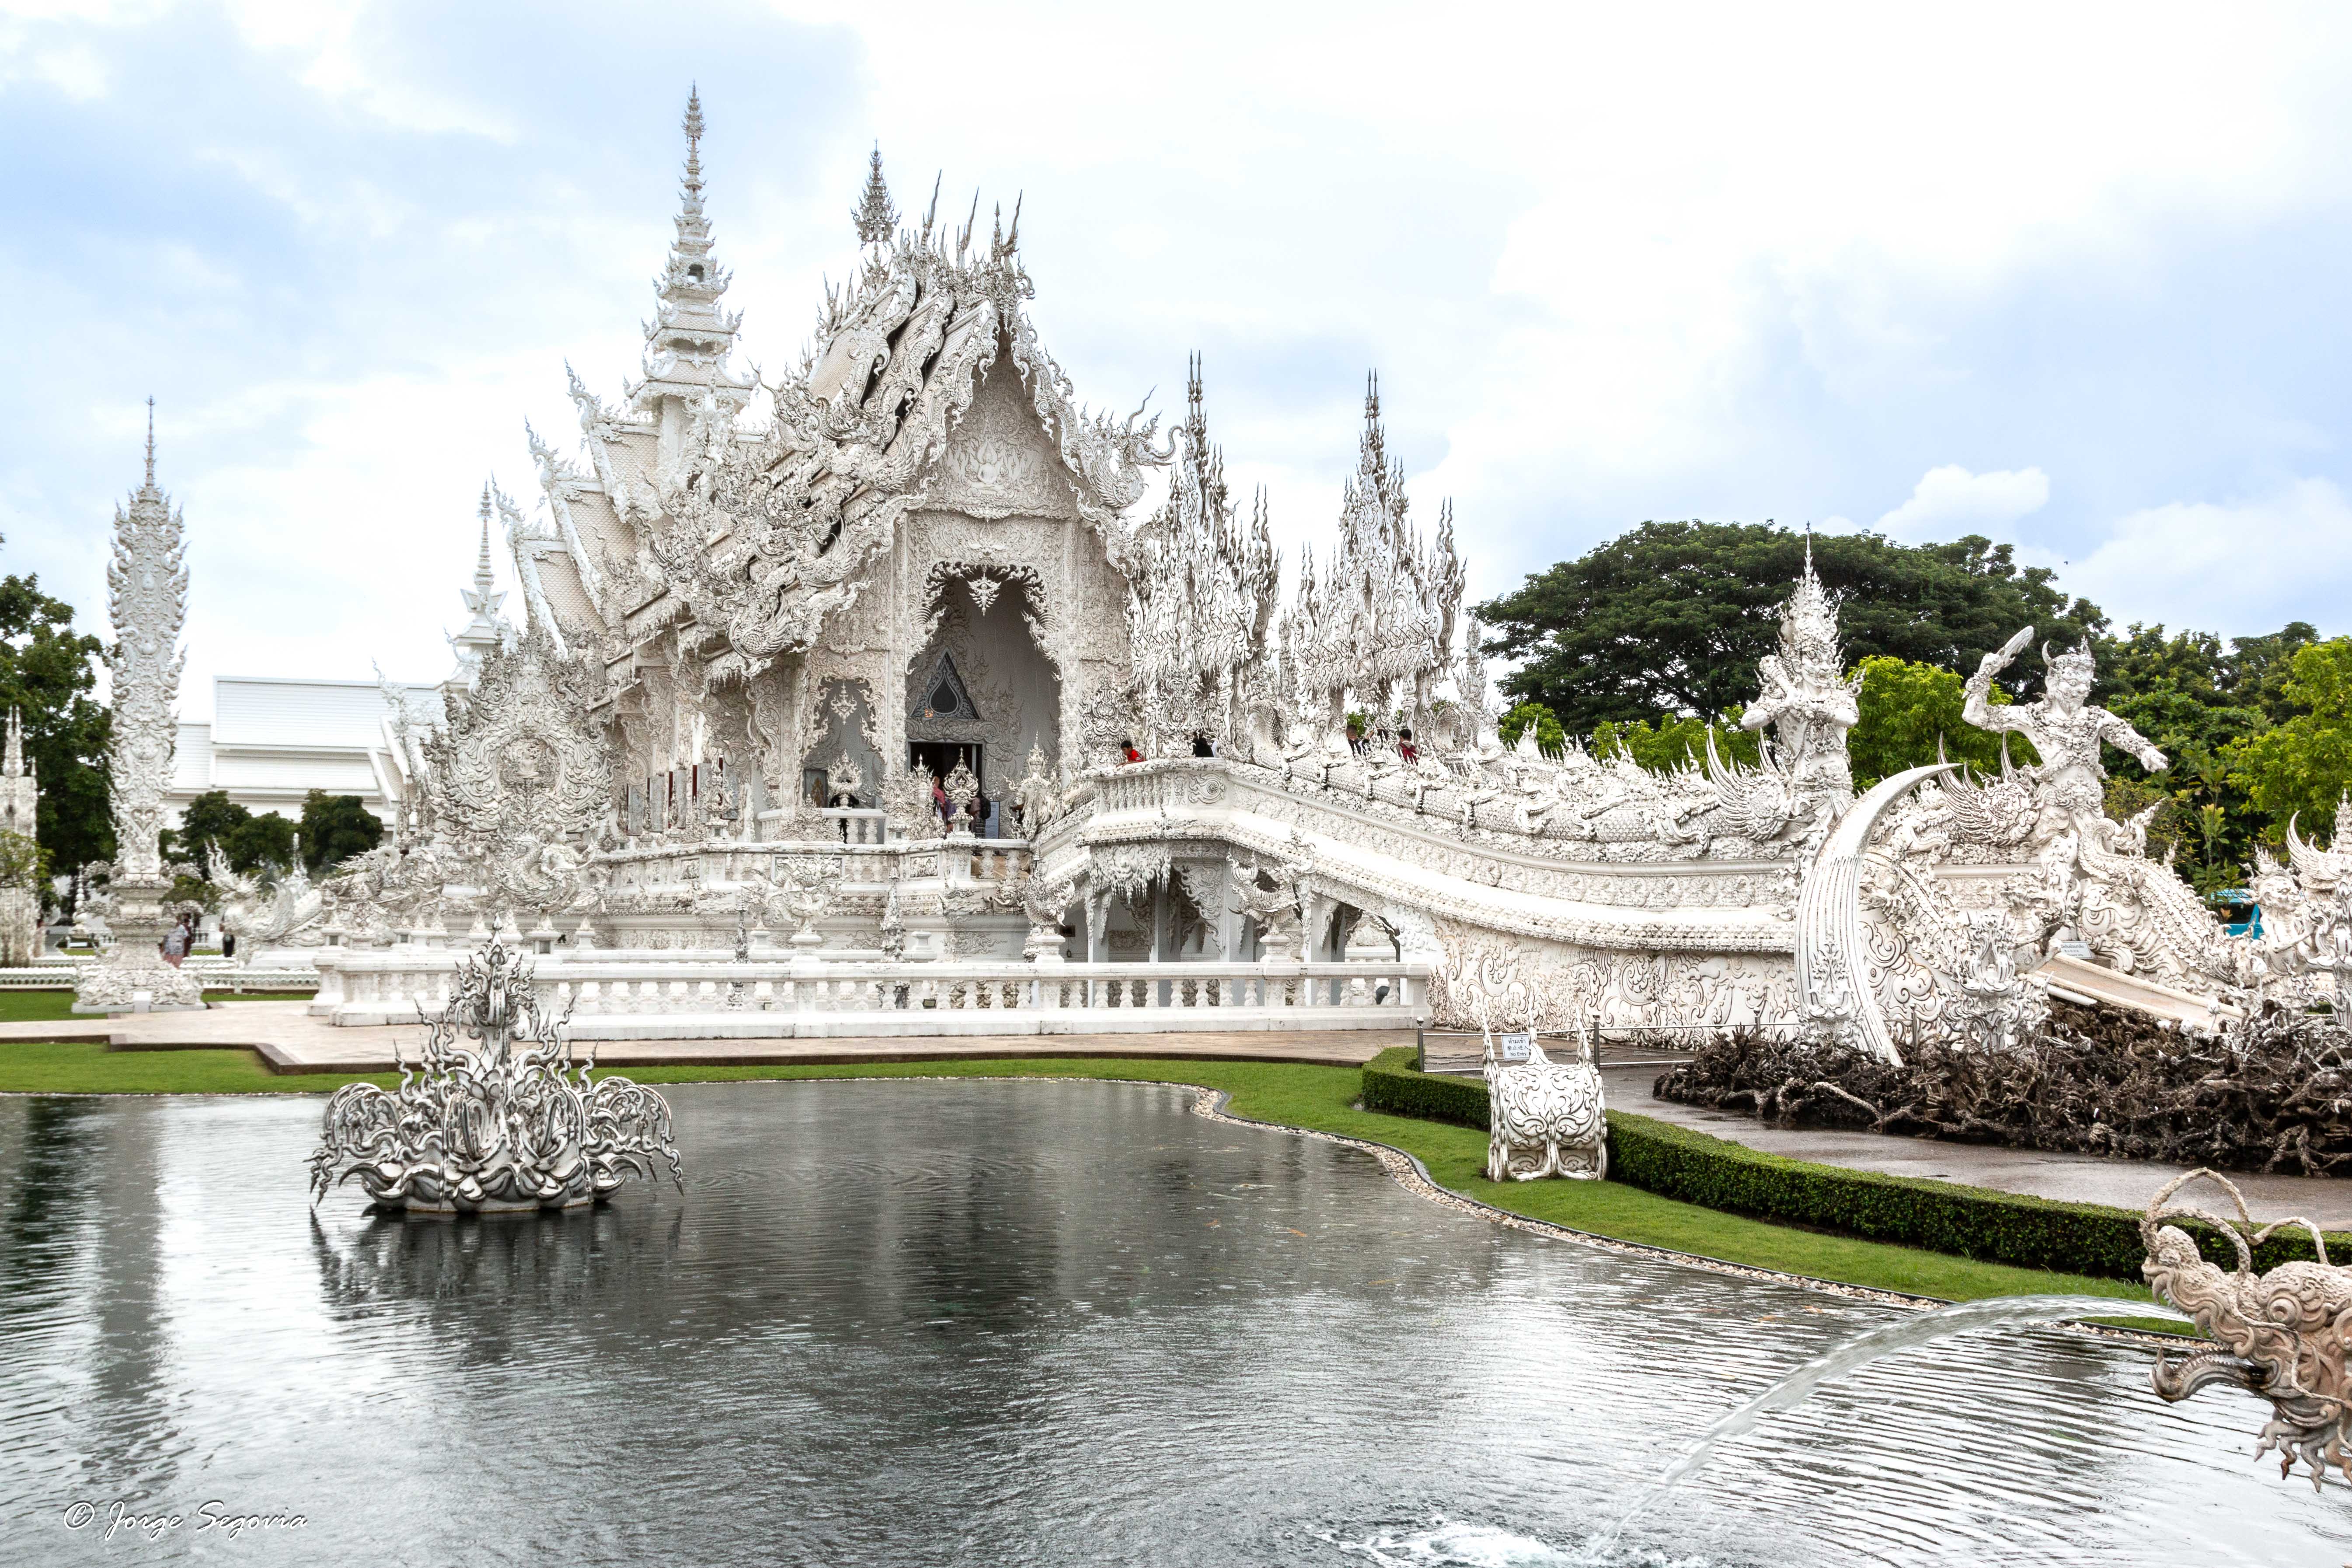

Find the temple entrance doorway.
[
  {"left": 908, "top": 741, "right": 981, "bottom": 785},
  {"left": 910, "top": 741, "right": 987, "bottom": 834},
  {"left": 904, "top": 573, "right": 1061, "bottom": 812}
]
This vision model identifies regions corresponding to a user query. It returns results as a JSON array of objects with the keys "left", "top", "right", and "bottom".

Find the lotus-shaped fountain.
[
  {"left": 309, "top": 931, "right": 683, "bottom": 1213},
  {"left": 2142, "top": 1168, "right": 2352, "bottom": 1485}
]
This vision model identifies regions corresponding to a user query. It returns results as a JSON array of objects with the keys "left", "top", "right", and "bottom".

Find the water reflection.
[{"left": 0, "top": 1081, "right": 2340, "bottom": 1567}]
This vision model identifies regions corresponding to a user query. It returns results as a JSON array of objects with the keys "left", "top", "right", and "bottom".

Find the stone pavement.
[
  {"left": 0, "top": 1002, "right": 1406, "bottom": 1074},
  {"left": 1418, "top": 1031, "right": 2352, "bottom": 1228}
]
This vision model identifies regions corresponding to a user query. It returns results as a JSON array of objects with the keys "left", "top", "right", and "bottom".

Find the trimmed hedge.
[{"left": 1361, "top": 1048, "right": 2348, "bottom": 1282}]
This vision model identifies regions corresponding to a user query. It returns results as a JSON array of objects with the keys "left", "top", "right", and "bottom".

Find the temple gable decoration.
[{"left": 915, "top": 652, "right": 981, "bottom": 724}]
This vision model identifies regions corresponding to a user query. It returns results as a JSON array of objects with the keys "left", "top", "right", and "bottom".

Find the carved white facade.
[{"left": 283, "top": 96, "right": 2268, "bottom": 1048}]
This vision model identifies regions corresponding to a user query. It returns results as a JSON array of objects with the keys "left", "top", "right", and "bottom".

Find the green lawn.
[
  {"left": 0, "top": 1038, "right": 2184, "bottom": 1323},
  {"left": 0, "top": 990, "right": 315, "bottom": 1022}
]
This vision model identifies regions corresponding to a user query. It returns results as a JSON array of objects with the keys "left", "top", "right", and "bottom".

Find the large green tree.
[
  {"left": 2085, "top": 622, "right": 2312, "bottom": 875},
  {"left": 297, "top": 790, "right": 383, "bottom": 873},
  {"left": 1846, "top": 656, "right": 2032, "bottom": 790},
  {"left": 1477, "top": 522, "right": 2106, "bottom": 732},
  {"left": 2227, "top": 638, "right": 2352, "bottom": 847},
  {"left": 0, "top": 565, "right": 111, "bottom": 872},
  {"left": 167, "top": 790, "right": 298, "bottom": 875}
]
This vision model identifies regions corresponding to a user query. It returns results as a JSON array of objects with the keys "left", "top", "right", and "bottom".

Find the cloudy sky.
[{"left": 6, "top": 2, "right": 2352, "bottom": 714}]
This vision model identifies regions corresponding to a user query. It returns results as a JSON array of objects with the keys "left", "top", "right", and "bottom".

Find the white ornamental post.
[{"left": 75, "top": 404, "right": 204, "bottom": 1014}]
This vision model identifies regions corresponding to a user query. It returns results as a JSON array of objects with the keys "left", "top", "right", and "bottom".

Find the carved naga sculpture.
[{"left": 2141, "top": 1168, "right": 2352, "bottom": 1486}]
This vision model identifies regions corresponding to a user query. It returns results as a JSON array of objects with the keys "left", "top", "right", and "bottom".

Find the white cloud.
[
  {"left": 10, "top": 0, "right": 2352, "bottom": 717},
  {"left": 2067, "top": 478, "right": 2352, "bottom": 635},
  {"left": 1875, "top": 464, "right": 2051, "bottom": 541}
]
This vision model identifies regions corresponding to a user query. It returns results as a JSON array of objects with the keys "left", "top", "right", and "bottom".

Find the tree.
[
  {"left": 1477, "top": 522, "right": 2105, "bottom": 733},
  {"left": 2089, "top": 623, "right": 2282, "bottom": 875},
  {"left": 1497, "top": 701, "right": 1565, "bottom": 752},
  {"left": 0, "top": 828, "right": 47, "bottom": 893},
  {"left": 2227, "top": 638, "right": 2352, "bottom": 847},
  {"left": 0, "top": 566, "right": 112, "bottom": 871},
  {"left": 2226, "top": 621, "right": 2321, "bottom": 728},
  {"left": 1846, "top": 656, "right": 2036, "bottom": 791},
  {"left": 236, "top": 811, "right": 297, "bottom": 872},
  {"left": 1591, "top": 711, "right": 1759, "bottom": 772},
  {"left": 173, "top": 791, "right": 250, "bottom": 868},
  {"left": 298, "top": 791, "right": 383, "bottom": 873},
  {"left": 168, "top": 790, "right": 297, "bottom": 874}
]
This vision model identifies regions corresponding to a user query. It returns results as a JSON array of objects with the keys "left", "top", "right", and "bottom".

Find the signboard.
[{"left": 1497, "top": 1032, "right": 1532, "bottom": 1063}]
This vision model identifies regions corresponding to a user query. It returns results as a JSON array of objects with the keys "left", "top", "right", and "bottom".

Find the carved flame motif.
[{"left": 421, "top": 627, "right": 611, "bottom": 909}]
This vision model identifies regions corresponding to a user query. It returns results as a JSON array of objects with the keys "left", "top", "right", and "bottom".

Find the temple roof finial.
[
  {"left": 681, "top": 86, "right": 705, "bottom": 214},
  {"left": 634, "top": 89, "right": 749, "bottom": 412},
  {"left": 143, "top": 396, "right": 156, "bottom": 489},
  {"left": 853, "top": 143, "right": 897, "bottom": 244},
  {"left": 474, "top": 485, "right": 495, "bottom": 583}
]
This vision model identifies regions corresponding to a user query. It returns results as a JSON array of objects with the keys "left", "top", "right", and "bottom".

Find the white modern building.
[
  {"left": 167, "top": 676, "right": 442, "bottom": 827},
  {"left": 163, "top": 514, "right": 504, "bottom": 829}
]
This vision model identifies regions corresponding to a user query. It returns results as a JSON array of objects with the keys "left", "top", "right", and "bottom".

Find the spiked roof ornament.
[
  {"left": 634, "top": 86, "right": 750, "bottom": 413},
  {"left": 852, "top": 143, "right": 897, "bottom": 244},
  {"left": 1776, "top": 523, "right": 1840, "bottom": 671}
]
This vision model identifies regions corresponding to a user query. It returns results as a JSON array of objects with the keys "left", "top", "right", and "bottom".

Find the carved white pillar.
[
  {"left": 1300, "top": 889, "right": 1331, "bottom": 965},
  {"left": 76, "top": 408, "right": 203, "bottom": 1014},
  {"left": 1150, "top": 875, "right": 1174, "bottom": 1005},
  {"left": 1085, "top": 890, "right": 1108, "bottom": 964},
  {"left": 1216, "top": 871, "right": 1243, "bottom": 962}
]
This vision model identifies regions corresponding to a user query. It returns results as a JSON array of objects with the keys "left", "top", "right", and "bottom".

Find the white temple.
[{"left": 155, "top": 94, "right": 2310, "bottom": 1047}]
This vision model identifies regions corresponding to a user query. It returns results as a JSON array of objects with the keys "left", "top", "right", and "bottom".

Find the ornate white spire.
[
  {"left": 76, "top": 404, "right": 203, "bottom": 1010},
  {"left": 1778, "top": 523, "right": 1838, "bottom": 672},
  {"left": 635, "top": 87, "right": 750, "bottom": 412},
  {"left": 448, "top": 486, "right": 510, "bottom": 684},
  {"left": 853, "top": 143, "right": 897, "bottom": 244},
  {"left": 0, "top": 707, "right": 33, "bottom": 842},
  {"left": 1277, "top": 371, "right": 1456, "bottom": 735},
  {"left": 1127, "top": 355, "right": 1279, "bottom": 754},
  {"left": 105, "top": 407, "right": 187, "bottom": 882}
]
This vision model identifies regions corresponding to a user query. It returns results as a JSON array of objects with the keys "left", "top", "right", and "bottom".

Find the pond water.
[{"left": 0, "top": 1079, "right": 2338, "bottom": 1566}]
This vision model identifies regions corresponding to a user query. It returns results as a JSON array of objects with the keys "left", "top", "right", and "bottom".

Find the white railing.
[
  {"left": 309, "top": 951, "right": 1428, "bottom": 1036},
  {"left": 0, "top": 965, "right": 320, "bottom": 992},
  {"left": 818, "top": 807, "right": 890, "bottom": 845}
]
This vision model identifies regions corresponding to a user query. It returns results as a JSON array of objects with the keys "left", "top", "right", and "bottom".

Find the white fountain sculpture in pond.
[
  {"left": 1482, "top": 1015, "right": 1607, "bottom": 1182},
  {"left": 308, "top": 930, "right": 683, "bottom": 1213}
]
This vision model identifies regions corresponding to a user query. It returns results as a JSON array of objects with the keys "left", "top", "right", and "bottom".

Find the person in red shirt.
[{"left": 1397, "top": 727, "right": 1418, "bottom": 763}]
